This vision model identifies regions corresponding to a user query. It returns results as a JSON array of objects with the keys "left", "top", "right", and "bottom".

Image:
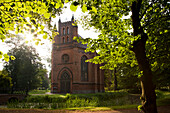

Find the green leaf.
[
  {"left": 41, "top": 25, "right": 44, "bottom": 30},
  {"left": 11, "top": 56, "right": 16, "bottom": 60},
  {"left": 25, "top": 41, "right": 29, "bottom": 43},
  {"left": 55, "top": 3, "right": 60, "bottom": 9},
  {"left": 43, "top": 34, "right": 48, "bottom": 39},
  {"left": 65, "top": 0, "right": 69, "bottom": 3},
  {"left": 3, "top": 54, "right": 9, "bottom": 62},
  {"left": 138, "top": 105, "right": 142, "bottom": 111},
  {"left": 164, "top": 30, "right": 168, "bottom": 33},
  {"left": 40, "top": 8, "right": 46, "bottom": 14},
  {"left": 44, "top": 13, "right": 50, "bottom": 19},
  {"left": 0, "top": 51, "right": 3, "bottom": 55},
  {"left": 91, "top": 6, "right": 97, "bottom": 13},
  {"left": 70, "top": 4, "right": 78, "bottom": 12},
  {"left": 35, "top": 41, "right": 39, "bottom": 45},
  {"left": 82, "top": 4, "right": 87, "bottom": 13}
]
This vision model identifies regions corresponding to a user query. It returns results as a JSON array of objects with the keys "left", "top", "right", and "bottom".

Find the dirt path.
[{"left": 0, "top": 106, "right": 169, "bottom": 113}]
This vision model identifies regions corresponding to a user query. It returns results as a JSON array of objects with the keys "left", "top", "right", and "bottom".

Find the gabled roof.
[{"left": 73, "top": 34, "right": 87, "bottom": 49}]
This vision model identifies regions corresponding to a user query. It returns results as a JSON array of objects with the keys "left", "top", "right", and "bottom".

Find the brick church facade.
[{"left": 51, "top": 16, "right": 104, "bottom": 93}]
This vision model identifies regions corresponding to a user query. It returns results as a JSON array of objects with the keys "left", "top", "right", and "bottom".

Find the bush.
[
  {"left": 7, "top": 91, "right": 142, "bottom": 109},
  {"left": 26, "top": 95, "right": 67, "bottom": 103}
]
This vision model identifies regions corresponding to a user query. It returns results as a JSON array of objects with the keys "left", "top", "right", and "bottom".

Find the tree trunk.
[
  {"left": 132, "top": 36, "right": 157, "bottom": 113},
  {"left": 131, "top": 1, "right": 157, "bottom": 113},
  {"left": 113, "top": 68, "right": 117, "bottom": 91}
]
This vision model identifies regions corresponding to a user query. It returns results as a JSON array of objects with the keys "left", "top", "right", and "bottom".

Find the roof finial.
[
  {"left": 59, "top": 17, "right": 61, "bottom": 23},
  {"left": 71, "top": 14, "right": 74, "bottom": 21}
]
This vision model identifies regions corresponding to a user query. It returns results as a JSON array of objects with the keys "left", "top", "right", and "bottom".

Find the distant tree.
[
  {"left": 0, "top": 70, "right": 13, "bottom": 93},
  {"left": 118, "top": 65, "right": 141, "bottom": 93},
  {"left": 36, "top": 68, "right": 49, "bottom": 89},
  {"left": 104, "top": 64, "right": 140, "bottom": 93},
  {"left": 104, "top": 70, "right": 113, "bottom": 91},
  {"left": 3, "top": 40, "right": 45, "bottom": 91}
]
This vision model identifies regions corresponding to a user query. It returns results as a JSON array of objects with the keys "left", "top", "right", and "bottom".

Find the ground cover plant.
[
  {"left": 7, "top": 91, "right": 138, "bottom": 109},
  {"left": 7, "top": 90, "right": 170, "bottom": 110}
]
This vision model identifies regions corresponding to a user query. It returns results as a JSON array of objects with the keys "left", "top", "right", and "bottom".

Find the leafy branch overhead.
[
  {"left": 73, "top": 0, "right": 169, "bottom": 71},
  {"left": 72, "top": 1, "right": 169, "bottom": 113},
  {"left": 0, "top": 0, "right": 63, "bottom": 61}
]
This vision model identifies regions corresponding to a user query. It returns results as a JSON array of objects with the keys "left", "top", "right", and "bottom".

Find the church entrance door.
[{"left": 60, "top": 71, "right": 70, "bottom": 93}]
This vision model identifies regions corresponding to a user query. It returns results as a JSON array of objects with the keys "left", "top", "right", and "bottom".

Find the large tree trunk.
[
  {"left": 132, "top": 36, "right": 157, "bottom": 113},
  {"left": 131, "top": 1, "right": 157, "bottom": 113}
]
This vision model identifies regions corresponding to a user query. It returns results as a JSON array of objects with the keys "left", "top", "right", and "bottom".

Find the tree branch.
[
  {"left": 139, "top": 3, "right": 153, "bottom": 22},
  {"left": 143, "top": 15, "right": 169, "bottom": 28}
]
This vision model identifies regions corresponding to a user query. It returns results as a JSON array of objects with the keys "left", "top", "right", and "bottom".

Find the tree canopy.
[
  {"left": 3, "top": 38, "right": 48, "bottom": 92},
  {"left": 0, "top": 0, "right": 169, "bottom": 112},
  {"left": 0, "top": 0, "right": 63, "bottom": 61},
  {"left": 0, "top": 70, "right": 13, "bottom": 93},
  {"left": 72, "top": 0, "right": 169, "bottom": 113}
]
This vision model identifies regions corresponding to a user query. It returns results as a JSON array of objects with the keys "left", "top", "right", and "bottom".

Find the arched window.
[
  {"left": 81, "top": 56, "right": 88, "bottom": 81},
  {"left": 63, "top": 37, "right": 65, "bottom": 43},
  {"left": 67, "top": 27, "right": 69, "bottom": 34},
  {"left": 67, "top": 37, "right": 69, "bottom": 42},
  {"left": 62, "top": 54, "right": 69, "bottom": 63},
  {"left": 63, "top": 28, "right": 65, "bottom": 35}
]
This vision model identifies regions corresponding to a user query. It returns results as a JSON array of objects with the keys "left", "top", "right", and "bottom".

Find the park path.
[{"left": 0, "top": 106, "right": 170, "bottom": 113}]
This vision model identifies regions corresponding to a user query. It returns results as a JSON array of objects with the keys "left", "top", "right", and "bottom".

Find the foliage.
[
  {"left": 8, "top": 90, "right": 170, "bottom": 109},
  {"left": 3, "top": 38, "right": 47, "bottom": 91},
  {"left": 71, "top": 0, "right": 169, "bottom": 112},
  {"left": 7, "top": 91, "right": 141, "bottom": 109},
  {"left": 104, "top": 65, "right": 141, "bottom": 93},
  {"left": 0, "top": 70, "right": 13, "bottom": 93},
  {"left": 35, "top": 69, "right": 50, "bottom": 89},
  {"left": 118, "top": 65, "right": 141, "bottom": 93},
  {"left": 0, "top": 0, "right": 63, "bottom": 60},
  {"left": 74, "top": 0, "right": 169, "bottom": 72},
  {"left": 28, "top": 89, "right": 49, "bottom": 95}
]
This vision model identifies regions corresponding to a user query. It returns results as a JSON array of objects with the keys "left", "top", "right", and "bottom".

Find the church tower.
[{"left": 51, "top": 16, "right": 104, "bottom": 93}]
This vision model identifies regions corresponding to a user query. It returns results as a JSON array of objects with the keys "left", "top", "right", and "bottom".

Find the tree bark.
[
  {"left": 131, "top": 1, "right": 157, "bottom": 113},
  {"left": 113, "top": 68, "right": 117, "bottom": 91},
  {"left": 132, "top": 36, "right": 157, "bottom": 113}
]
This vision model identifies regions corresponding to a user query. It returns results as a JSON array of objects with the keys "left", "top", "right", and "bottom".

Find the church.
[{"left": 51, "top": 16, "right": 104, "bottom": 93}]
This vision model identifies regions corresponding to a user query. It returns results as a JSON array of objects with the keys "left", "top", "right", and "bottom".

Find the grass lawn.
[
  {"left": 157, "top": 90, "right": 170, "bottom": 106},
  {"left": 7, "top": 90, "right": 170, "bottom": 111},
  {"left": 28, "top": 89, "right": 50, "bottom": 95}
]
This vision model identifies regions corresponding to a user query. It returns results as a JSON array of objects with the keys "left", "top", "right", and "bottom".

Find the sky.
[{"left": 0, "top": 4, "right": 100, "bottom": 73}]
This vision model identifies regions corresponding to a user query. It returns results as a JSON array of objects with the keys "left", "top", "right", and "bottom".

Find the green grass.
[
  {"left": 156, "top": 90, "right": 170, "bottom": 106},
  {"left": 66, "top": 107, "right": 111, "bottom": 111},
  {"left": 65, "top": 105, "right": 138, "bottom": 111},
  {"left": 28, "top": 89, "right": 50, "bottom": 95},
  {"left": 7, "top": 90, "right": 170, "bottom": 110}
]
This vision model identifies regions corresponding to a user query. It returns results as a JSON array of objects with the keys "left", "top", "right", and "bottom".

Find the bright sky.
[{"left": 0, "top": 4, "right": 100, "bottom": 73}]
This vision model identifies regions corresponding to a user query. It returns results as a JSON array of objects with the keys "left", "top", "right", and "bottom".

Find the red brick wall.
[{"left": 51, "top": 17, "right": 104, "bottom": 93}]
